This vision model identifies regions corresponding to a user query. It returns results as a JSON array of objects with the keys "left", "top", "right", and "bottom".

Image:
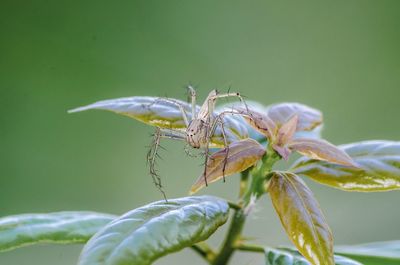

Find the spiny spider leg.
[
  {"left": 200, "top": 117, "right": 211, "bottom": 186},
  {"left": 187, "top": 85, "right": 197, "bottom": 120},
  {"left": 206, "top": 91, "right": 249, "bottom": 122},
  {"left": 147, "top": 128, "right": 186, "bottom": 200},
  {"left": 147, "top": 128, "right": 165, "bottom": 199},
  {"left": 207, "top": 111, "right": 237, "bottom": 182},
  {"left": 215, "top": 117, "right": 229, "bottom": 182},
  {"left": 153, "top": 97, "right": 191, "bottom": 127}
]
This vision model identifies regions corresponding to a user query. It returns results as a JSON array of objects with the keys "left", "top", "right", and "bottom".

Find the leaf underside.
[
  {"left": 289, "top": 138, "right": 356, "bottom": 167},
  {"left": 292, "top": 140, "right": 400, "bottom": 191},
  {"left": 78, "top": 196, "right": 229, "bottom": 265},
  {"left": 266, "top": 102, "right": 323, "bottom": 132},
  {"left": 69, "top": 96, "right": 249, "bottom": 145},
  {"left": 335, "top": 241, "right": 400, "bottom": 265},
  {"left": 0, "top": 211, "right": 116, "bottom": 252},
  {"left": 268, "top": 172, "right": 334, "bottom": 265},
  {"left": 264, "top": 247, "right": 363, "bottom": 265}
]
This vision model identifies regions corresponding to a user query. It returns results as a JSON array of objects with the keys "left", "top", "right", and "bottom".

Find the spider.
[{"left": 146, "top": 87, "right": 249, "bottom": 197}]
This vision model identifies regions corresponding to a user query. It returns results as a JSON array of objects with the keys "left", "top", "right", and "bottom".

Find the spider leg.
[
  {"left": 184, "top": 143, "right": 199, "bottom": 158},
  {"left": 198, "top": 90, "right": 249, "bottom": 127},
  {"left": 207, "top": 112, "right": 232, "bottom": 182},
  {"left": 187, "top": 85, "right": 197, "bottom": 120},
  {"left": 147, "top": 128, "right": 186, "bottom": 200},
  {"left": 155, "top": 97, "right": 191, "bottom": 127},
  {"left": 202, "top": 120, "right": 211, "bottom": 187}
]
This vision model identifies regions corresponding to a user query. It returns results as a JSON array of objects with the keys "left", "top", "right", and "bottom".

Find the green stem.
[
  {"left": 227, "top": 201, "right": 242, "bottom": 211},
  {"left": 191, "top": 242, "right": 216, "bottom": 263},
  {"left": 239, "top": 168, "right": 250, "bottom": 198},
  {"left": 211, "top": 146, "right": 281, "bottom": 265},
  {"left": 211, "top": 209, "right": 246, "bottom": 265},
  {"left": 235, "top": 243, "right": 265, "bottom": 253},
  {"left": 242, "top": 147, "right": 280, "bottom": 205}
]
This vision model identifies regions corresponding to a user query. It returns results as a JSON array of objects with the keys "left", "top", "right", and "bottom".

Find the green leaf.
[
  {"left": 335, "top": 241, "right": 400, "bottom": 265},
  {"left": 69, "top": 96, "right": 192, "bottom": 129},
  {"left": 291, "top": 140, "right": 400, "bottom": 191},
  {"left": 190, "top": 138, "right": 265, "bottom": 194},
  {"left": 265, "top": 247, "right": 310, "bottom": 265},
  {"left": 69, "top": 96, "right": 249, "bottom": 145},
  {"left": 264, "top": 247, "right": 363, "bottom": 265},
  {"left": 0, "top": 211, "right": 116, "bottom": 252},
  {"left": 78, "top": 196, "right": 229, "bottom": 265},
  {"left": 268, "top": 172, "right": 334, "bottom": 265}
]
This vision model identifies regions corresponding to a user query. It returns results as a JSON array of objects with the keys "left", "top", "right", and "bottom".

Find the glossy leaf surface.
[
  {"left": 265, "top": 247, "right": 362, "bottom": 265},
  {"left": 0, "top": 211, "right": 116, "bottom": 252},
  {"left": 269, "top": 172, "right": 334, "bottom": 265},
  {"left": 69, "top": 96, "right": 249, "bottom": 145},
  {"left": 266, "top": 103, "right": 323, "bottom": 132},
  {"left": 335, "top": 241, "right": 400, "bottom": 265},
  {"left": 69, "top": 96, "right": 193, "bottom": 129},
  {"left": 190, "top": 139, "right": 265, "bottom": 194},
  {"left": 292, "top": 140, "right": 400, "bottom": 191},
  {"left": 78, "top": 196, "right": 229, "bottom": 265},
  {"left": 289, "top": 138, "right": 355, "bottom": 167}
]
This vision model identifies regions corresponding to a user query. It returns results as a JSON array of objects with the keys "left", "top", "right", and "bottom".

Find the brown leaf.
[
  {"left": 269, "top": 172, "right": 334, "bottom": 265},
  {"left": 276, "top": 114, "right": 298, "bottom": 146},
  {"left": 272, "top": 145, "right": 292, "bottom": 161},
  {"left": 288, "top": 138, "right": 356, "bottom": 167},
  {"left": 189, "top": 139, "right": 265, "bottom": 194}
]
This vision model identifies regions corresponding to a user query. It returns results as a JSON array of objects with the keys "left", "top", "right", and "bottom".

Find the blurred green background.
[{"left": 1, "top": 1, "right": 399, "bottom": 264}]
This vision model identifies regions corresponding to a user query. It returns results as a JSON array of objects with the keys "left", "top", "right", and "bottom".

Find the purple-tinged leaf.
[
  {"left": 289, "top": 138, "right": 356, "bottom": 167},
  {"left": 276, "top": 114, "right": 298, "bottom": 146},
  {"left": 266, "top": 103, "right": 323, "bottom": 132},
  {"left": 190, "top": 139, "right": 265, "bottom": 194},
  {"left": 234, "top": 107, "right": 277, "bottom": 139}
]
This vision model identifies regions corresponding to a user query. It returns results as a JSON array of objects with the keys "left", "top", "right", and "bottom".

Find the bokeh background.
[{"left": 1, "top": 1, "right": 399, "bottom": 264}]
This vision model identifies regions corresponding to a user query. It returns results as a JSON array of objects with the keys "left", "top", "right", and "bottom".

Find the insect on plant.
[{"left": 1, "top": 90, "right": 399, "bottom": 265}]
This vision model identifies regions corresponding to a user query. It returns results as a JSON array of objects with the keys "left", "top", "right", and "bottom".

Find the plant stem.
[
  {"left": 227, "top": 201, "right": 242, "bottom": 211},
  {"left": 242, "top": 146, "right": 280, "bottom": 205},
  {"left": 211, "top": 208, "right": 246, "bottom": 265},
  {"left": 191, "top": 242, "right": 216, "bottom": 263},
  {"left": 239, "top": 169, "right": 250, "bottom": 198},
  {"left": 207, "top": 145, "right": 281, "bottom": 265},
  {"left": 234, "top": 243, "right": 265, "bottom": 253}
]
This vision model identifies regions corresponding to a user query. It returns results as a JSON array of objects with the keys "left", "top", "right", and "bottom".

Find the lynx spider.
[{"left": 147, "top": 87, "right": 248, "bottom": 197}]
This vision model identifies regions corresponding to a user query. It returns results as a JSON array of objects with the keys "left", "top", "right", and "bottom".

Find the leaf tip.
[
  {"left": 67, "top": 106, "right": 88, "bottom": 113},
  {"left": 189, "top": 182, "right": 202, "bottom": 195}
]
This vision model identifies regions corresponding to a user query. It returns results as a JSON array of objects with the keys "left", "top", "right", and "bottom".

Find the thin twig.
[
  {"left": 234, "top": 243, "right": 265, "bottom": 253},
  {"left": 191, "top": 242, "right": 216, "bottom": 264}
]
